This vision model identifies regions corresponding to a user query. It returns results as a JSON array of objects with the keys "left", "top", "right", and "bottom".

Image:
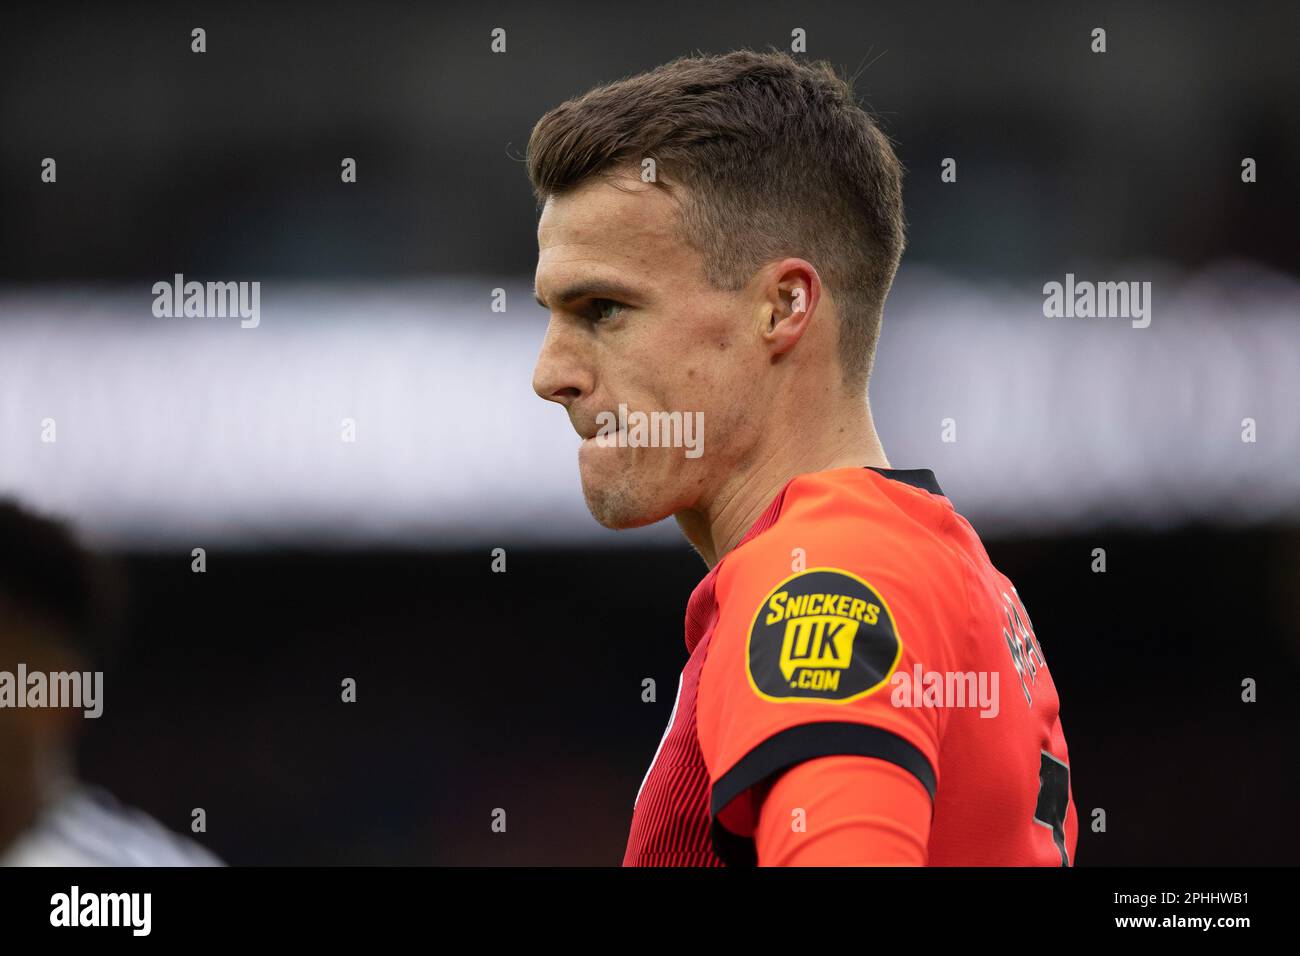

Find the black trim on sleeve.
[
  {"left": 709, "top": 721, "right": 938, "bottom": 866},
  {"left": 865, "top": 467, "right": 944, "bottom": 498}
]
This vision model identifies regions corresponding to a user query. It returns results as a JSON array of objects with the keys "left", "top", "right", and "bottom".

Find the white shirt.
[{"left": 0, "top": 783, "right": 224, "bottom": 867}]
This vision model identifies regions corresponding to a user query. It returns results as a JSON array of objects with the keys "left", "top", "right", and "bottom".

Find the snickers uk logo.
[{"left": 746, "top": 568, "right": 902, "bottom": 703}]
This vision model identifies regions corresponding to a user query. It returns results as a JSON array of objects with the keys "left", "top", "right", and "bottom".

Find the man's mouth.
[
  {"left": 575, "top": 411, "right": 620, "bottom": 441},
  {"left": 581, "top": 427, "right": 625, "bottom": 445}
]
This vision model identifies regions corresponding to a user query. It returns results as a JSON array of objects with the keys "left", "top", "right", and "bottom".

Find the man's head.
[
  {"left": 0, "top": 501, "right": 120, "bottom": 849},
  {"left": 529, "top": 49, "right": 904, "bottom": 532}
]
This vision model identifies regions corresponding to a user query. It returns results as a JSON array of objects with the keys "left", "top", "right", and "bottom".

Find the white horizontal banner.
[{"left": 0, "top": 263, "right": 1296, "bottom": 548}]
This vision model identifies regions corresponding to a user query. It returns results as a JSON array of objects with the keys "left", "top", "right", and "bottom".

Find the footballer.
[{"left": 527, "top": 49, "right": 1077, "bottom": 866}]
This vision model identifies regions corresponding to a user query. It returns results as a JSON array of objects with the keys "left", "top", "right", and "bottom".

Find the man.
[
  {"left": 528, "top": 49, "right": 1076, "bottom": 866},
  {"left": 0, "top": 500, "right": 223, "bottom": 866}
]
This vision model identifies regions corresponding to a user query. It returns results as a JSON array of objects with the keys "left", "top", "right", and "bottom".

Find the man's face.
[
  {"left": 0, "top": 615, "right": 75, "bottom": 848},
  {"left": 532, "top": 172, "right": 763, "bottom": 529}
]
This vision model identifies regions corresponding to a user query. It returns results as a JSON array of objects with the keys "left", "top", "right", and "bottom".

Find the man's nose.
[{"left": 532, "top": 322, "right": 589, "bottom": 407}]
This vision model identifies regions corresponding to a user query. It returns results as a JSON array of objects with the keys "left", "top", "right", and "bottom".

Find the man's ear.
[{"left": 761, "top": 259, "right": 821, "bottom": 358}]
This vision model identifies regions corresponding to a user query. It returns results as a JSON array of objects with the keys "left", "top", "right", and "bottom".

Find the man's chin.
[{"left": 582, "top": 483, "right": 671, "bottom": 531}]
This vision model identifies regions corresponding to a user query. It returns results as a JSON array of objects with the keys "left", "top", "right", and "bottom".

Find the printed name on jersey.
[{"left": 746, "top": 567, "right": 903, "bottom": 703}]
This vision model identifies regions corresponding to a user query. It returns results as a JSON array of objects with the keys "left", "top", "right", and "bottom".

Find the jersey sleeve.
[
  {"left": 753, "top": 755, "right": 932, "bottom": 865},
  {"left": 696, "top": 523, "right": 965, "bottom": 864}
]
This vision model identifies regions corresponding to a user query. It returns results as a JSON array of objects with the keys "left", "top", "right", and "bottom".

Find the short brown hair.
[{"left": 527, "top": 48, "right": 906, "bottom": 390}]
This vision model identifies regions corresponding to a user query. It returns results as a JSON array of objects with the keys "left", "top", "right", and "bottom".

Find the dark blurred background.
[{"left": 1, "top": 1, "right": 1298, "bottom": 864}]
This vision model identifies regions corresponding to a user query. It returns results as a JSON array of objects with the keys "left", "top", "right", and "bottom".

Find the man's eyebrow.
[{"left": 533, "top": 279, "right": 644, "bottom": 311}]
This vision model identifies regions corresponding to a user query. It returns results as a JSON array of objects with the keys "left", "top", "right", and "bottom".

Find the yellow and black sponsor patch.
[{"left": 746, "top": 567, "right": 902, "bottom": 703}]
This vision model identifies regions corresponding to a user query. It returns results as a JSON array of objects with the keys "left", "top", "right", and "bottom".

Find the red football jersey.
[{"left": 623, "top": 466, "right": 1077, "bottom": 866}]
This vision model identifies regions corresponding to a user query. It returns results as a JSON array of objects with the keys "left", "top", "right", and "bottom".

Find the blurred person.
[
  {"left": 0, "top": 500, "right": 222, "bottom": 866},
  {"left": 529, "top": 50, "right": 1077, "bottom": 865}
]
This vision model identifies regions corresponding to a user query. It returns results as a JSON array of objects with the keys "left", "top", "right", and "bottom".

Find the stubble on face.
[{"left": 581, "top": 464, "right": 653, "bottom": 529}]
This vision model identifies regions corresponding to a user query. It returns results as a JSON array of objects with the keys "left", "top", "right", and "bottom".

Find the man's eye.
[{"left": 589, "top": 299, "right": 625, "bottom": 322}]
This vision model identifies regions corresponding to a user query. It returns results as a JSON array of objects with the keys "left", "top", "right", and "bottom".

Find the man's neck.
[{"left": 675, "top": 409, "right": 889, "bottom": 568}]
